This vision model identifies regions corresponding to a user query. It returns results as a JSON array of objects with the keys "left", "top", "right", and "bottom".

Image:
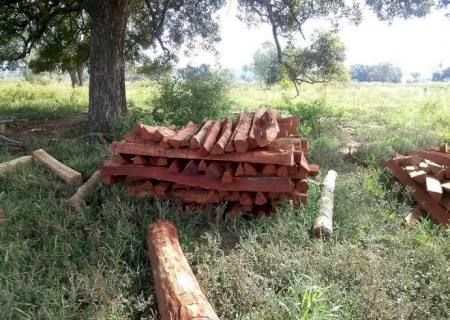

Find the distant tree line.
[
  {"left": 350, "top": 63, "right": 403, "bottom": 83},
  {"left": 432, "top": 67, "right": 450, "bottom": 81}
]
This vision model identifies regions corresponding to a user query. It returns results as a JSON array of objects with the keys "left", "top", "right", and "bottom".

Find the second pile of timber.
[{"left": 101, "top": 107, "right": 318, "bottom": 218}]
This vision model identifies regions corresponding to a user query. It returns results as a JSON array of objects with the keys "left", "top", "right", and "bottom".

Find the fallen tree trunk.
[
  {"left": 146, "top": 220, "right": 219, "bottom": 320},
  {"left": 312, "top": 170, "right": 337, "bottom": 238},
  {"left": 65, "top": 171, "right": 102, "bottom": 210},
  {"left": 0, "top": 155, "right": 32, "bottom": 176},
  {"left": 32, "top": 149, "right": 83, "bottom": 185}
]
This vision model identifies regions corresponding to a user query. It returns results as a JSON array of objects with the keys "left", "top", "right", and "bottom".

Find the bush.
[{"left": 152, "top": 65, "right": 232, "bottom": 125}]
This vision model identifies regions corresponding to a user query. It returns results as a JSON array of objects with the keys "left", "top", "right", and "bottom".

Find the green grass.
[{"left": 1, "top": 80, "right": 450, "bottom": 319}]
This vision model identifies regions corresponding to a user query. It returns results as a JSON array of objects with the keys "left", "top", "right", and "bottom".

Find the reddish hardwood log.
[
  {"left": 111, "top": 141, "right": 295, "bottom": 166},
  {"left": 168, "top": 159, "right": 184, "bottom": 173},
  {"left": 259, "top": 109, "right": 279, "bottom": 147},
  {"left": 235, "top": 163, "right": 245, "bottom": 176},
  {"left": 408, "top": 150, "right": 450, "bottom": 167},
  {"left": 182, "top": 160, "right": 199, "bottom": 175},
  {"left": 154, "top": 181, "right": 171, "bottom": 197},
  {"left": 262, "top": 164, "right": 276, "bottom": 175},
  {"left": 154, "top": 127, "right": 176, "bottom": 142},
  {"left": 239, "top": 192, "right": 254, "bottom": 205},
  {"left": 133, "top": 155, "right": 148, "bottom": 165},
  {"left": 190, "top": 120, "right": 213, "bottom": 149},
  {"left": 150, "top": 157, "right": 169, "bottom": 167},
  {"left": 170, "top": 189, "right": 221, "bottom": 204},
  {"left": 221, "top": 163, "right": 234, "bottom": 183},
  {"left": 249, "top": 107, "right": 267, "bottom": 149},
  {"left": 234, "top": 114, "right": 253, "bottom": 153},
  {"left": 276, "top": 166, "right": 288, "bottom": 177},
  {"left": 201, "top": 121, "right": 222, "bottom": 154},
  {"left": 224, "top": 114, "right": 243, "bottom": 153},
  {"left": 210, "top": 118, "right": 233, "bottom": 155},
  {"left": 198, "top": 160, "right": 208, "bottom": 172},
  {"left": 224, "top": 191, "right": 240, "bottom": 201},
  {"left": 308, "top": 164, "right": 319, "bottom": 177},
  {"left": 295, "top": 179, "right": 308, "bottom": 193},
  {"left": 140, "top": 125, "right": 161, "bottom": 142},
  {"left": 32, "top": 149, "right": 82, "bottom": 185},
  {"left": 206, "top": 162, "right": 224, "bottom": 179},
  {"left": 277, "top": 116, "right": 298, "bottom": 137},
  {"left": 168, "top": 121, "right": 199, "bottom": 148},
  {"left": 255, "top": 192, "right": 267, "bottom": 205},
  {"left": 243, "top": 163, "right": 257, "bottom": 176},
  {"left": 101, "top": 164, "right": 294, "bottom": 193},
  {"left": 146, "top": 220, "right": 219, "bottom": 320},
  {"left": 385, "top": 159, "right": 449, "bottom": 225},
  {"left": 65, "top": 171, "right": 102, "bottom": 211}
]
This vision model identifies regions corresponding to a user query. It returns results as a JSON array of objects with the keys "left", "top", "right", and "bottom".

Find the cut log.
[
  {"left": 224, "top": 114, "right": 243, "bottom": 153},
  {"left": 276, "top": 166, "right": 288, "bottom": 177},
  {"left": 441, "top": 195, "right": 450, "bottom": 210},
  {"left": 190, "top": 120, "right": 213, "bottom": 149},
  {"left": 154, "top": 127, "right": 176, "bottom": 142},
  {"left": 262, "top": 164, "right": 276, "bottom": 175},
  {"left": 308, "top": 164, "right": 319, "bottom": 177},
  {"left": 234, "top": 114, "right": 253, "bottom": 153},
  {"left": 0, "top": 155, "right": 32, "bottom": 176},
  {"left": 235, "top": 163, "right": 245, "bottom": 176},
  {"left": 224, "top": 191, "right": 240, "bottom": 201},
  {"left": 201, "top": 121, "right": 222, "bottom": 154},
  {"left": 426, "top": 176, "right": 443, "bottom": 202},
  {"left": 312, "top": 170, "right": 337, "bottom": 238},
  {"left": 198, "top": 160, "right": 208, "bottom": 172},
  {"left": 140, "top": 124, "right": 160, "bottom": 141},
  {"left": 255, "top": 192, "right": 267, "bottom": 205},
  {"left": 182, "top": 160, "right": 199, "bottom": 175},
  {"left": 419, "top": 162, "right": 430, "bottom": 173},
  {"left": 408, "top": 150, "right": 450, "bottom": 167},
  {"left": 295, "top": 179, "right": 308, "bottom": 193},
  {"left": 441, "top": 181, "right": 450, "bottom": 193},
  {"left": 221, "top": 163, "right": 234, "bottom": 184},
  {"left": 385, "top": 159, "right": 449, "bottom": 225},
  {"left": 111, "top": 141, "right": 295, "bottom": 166},
  {"left": 168, "top": 159, "right": 184, "bottom": 174},
  {"left": 133, "top": 155, "right": 148, "bottom": 165},
  {"left": 239, "top": 192, "right": 254, "bottom": 205},
  {"left": 170, "top": 189, "right": 220, "bottom": 204},
  {"left": 408, "top": 170, "right": 427, "bottom": 183},
  {"left": 243, "top": 163, "right": 257, "bottom": 176},
  {"left": 277, "top": 116, "right": 298, "bottom": 137},
  {"left": 65, "top": 171, "right": 102, "bottom": 211},
  {"left": 146, "top": 220, "right": 219, "bottom": 320},
  {"left": 168, "top": 121, "right": 199, "bottom": 148},
  {"left": 32, "top": 149, "right": 82, "bottom": 185},
  {"left": 150, "top": 157, "right": 169, "bottom": 167},
  {"left": 206, "top": 162, "right": 224, "bottom": 179},
  {"left": 210, "top": 118, "right": 233, "bottom": 155},
  {"left": 102, "top": 164, "right": 294, "bottom": 193},
  {"left": 154, "top": 181, "right": 171, "bottom": 197},
  {"left": 248, "top": 107, "right": 267, "bottom": 149}
]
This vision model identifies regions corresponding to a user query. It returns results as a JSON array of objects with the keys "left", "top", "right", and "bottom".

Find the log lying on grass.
[
  {"left": 32, "top": 148, "right": 82, "bottom": 185},
  {"left": 312, "top": 170, "right": 338, "bottom": 238},
  {"left": 147, "top": 220, "right": 219, "bottom": 320},
  {"left": 65, "top": 171, "right": 102, "bottom": 210},
  {"left": 0, "top": 155, "right": 32, "bottom": 176}
]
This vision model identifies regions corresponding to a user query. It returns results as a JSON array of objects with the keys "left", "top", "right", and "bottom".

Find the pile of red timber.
[
  {"left": 385, "top": 144, "right": 450, "bottom": 226},
  {"left": 101, "top": 107, "right": 319, "bottom": 219}
]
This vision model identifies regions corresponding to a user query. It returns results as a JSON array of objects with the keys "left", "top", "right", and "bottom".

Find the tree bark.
[
  {"left": 82, "top": 0, "right": 129, "bottom": 131},
  {"left": 68, "top": 70, "right": 78, "bottom": 88},
  {"left": 76, "top": 64, "right": 84, "bottom": 86}
]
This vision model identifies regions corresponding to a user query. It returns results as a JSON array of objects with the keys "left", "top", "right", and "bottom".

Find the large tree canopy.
[
  {"left": 350, "top": 63, "right": 403, "bottom": 83},
  {"left": 0, "top": 0, "right": 448, "bottom": 129}
]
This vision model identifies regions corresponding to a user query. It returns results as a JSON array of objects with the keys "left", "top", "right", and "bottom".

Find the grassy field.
[{"left": 1, "top": 80, "right": 449, "bottom": 319}]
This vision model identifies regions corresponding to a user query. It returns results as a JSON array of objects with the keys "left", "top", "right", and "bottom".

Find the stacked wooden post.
[
  {"left": 385, "top": 144, "right": 450, "bottom": 226},
  {"left": 101, "top": 107, "right": 318, "bottom": 219}
]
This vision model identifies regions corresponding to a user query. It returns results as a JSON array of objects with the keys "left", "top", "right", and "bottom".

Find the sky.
[{"left": 179, "top": 1, "right": 450, "bottom": 79}]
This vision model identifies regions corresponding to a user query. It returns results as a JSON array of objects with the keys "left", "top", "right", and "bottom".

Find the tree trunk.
[
  {"left": 83, "top": 0, "right": 129, "bottom": 131},
  {"left": 68, "top": 70, "right": 78, "bottom": 88},
  {"left": 312, "top": 170, "right": 338, "bottom": 238},
  {"left": 76, "top": 64, "right": 84, "bottom": 86}
]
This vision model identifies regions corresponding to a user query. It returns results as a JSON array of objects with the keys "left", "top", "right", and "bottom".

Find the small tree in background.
[
  {"left": 432, "top": 67, "right": 450, "bottom": 81},
  {"left": 152, "top": 65, "right": 232, "bottom": 126},
  {"left": 252, "top": 42, "right": 280, "bottom": 88}
]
